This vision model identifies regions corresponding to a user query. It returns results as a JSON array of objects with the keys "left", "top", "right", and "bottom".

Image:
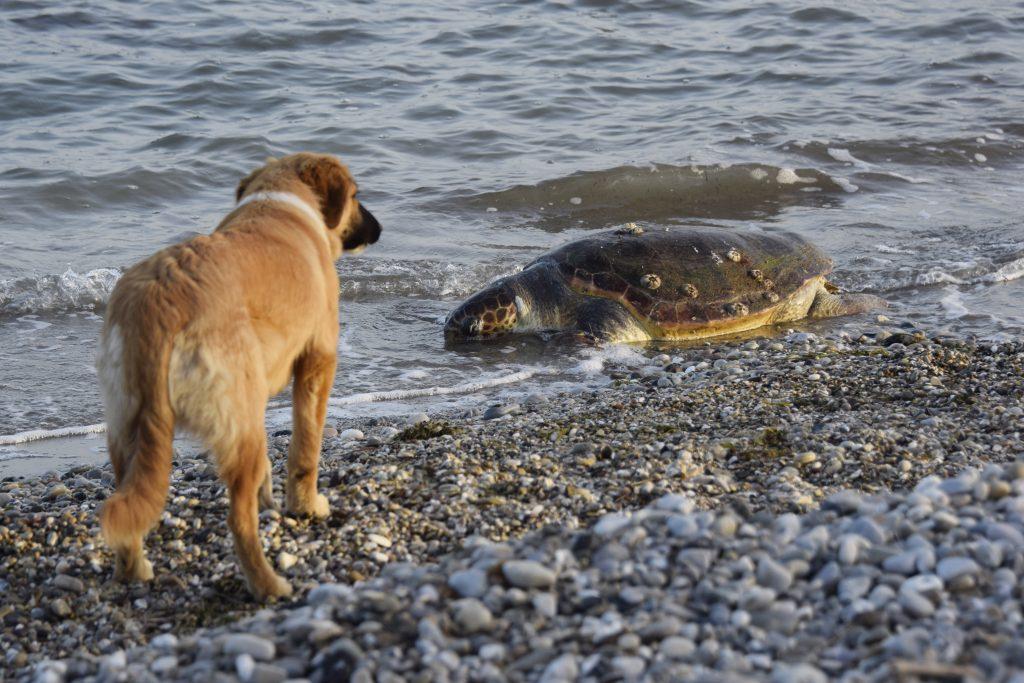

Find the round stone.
[
  {"left": 276, "top": 551, "right": 298, "bottom": 571},
  {"left": 452, "top": 598, "right": 493, "bottom": 633},
  {"left": 502, "top": 560, "right": 556, "bottom": 589},
  {"left": 448, "top": 569, "right": 489, "bottom": 599},
  {"left": 223, "top": 634, "right": 276, "bottom": 661},
  {"left": 757, "top": 556, "right": 793, "bottom": 592},
  {"left": 660, "top": 636, "right": 697, "bottom": 660},
  {"left": 936, "top": 557, "right": 980, "bottom": 582}
]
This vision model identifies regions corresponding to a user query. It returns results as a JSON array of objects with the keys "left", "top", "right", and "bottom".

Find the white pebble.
[
  {"left": 235, "top": 653, "right": 255, "bottom": 681},
  {"left": 277, "top": 551, "right": 298, "bottom": 571},
  {"left": 222, "top": 633, "right": 275, "bottom": 661}
]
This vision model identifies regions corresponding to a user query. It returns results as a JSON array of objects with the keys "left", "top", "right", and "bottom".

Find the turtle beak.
[{"left": 443, "top": 307, "right": 476, "bottom": 341}]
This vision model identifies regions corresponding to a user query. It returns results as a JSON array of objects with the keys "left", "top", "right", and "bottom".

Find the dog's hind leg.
[
  {"left": 219, "top": 426, "right": 292, "bottom": 600},
  {"left": 98, "top": 323, "right": 173, "bottom": 584},
  {"left": 105, "top": 434, "right": 157, "bottom": 582},
  {"left": 286, "top": 348, "right": 336, "bottom": 518}
]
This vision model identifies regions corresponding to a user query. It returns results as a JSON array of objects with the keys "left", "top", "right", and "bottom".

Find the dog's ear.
[
  {"left": 299, "top": 157, "right": 348, "bottom": 229},
  {"left": 235, "top": 167, "right": 261, "bottom": 202}
]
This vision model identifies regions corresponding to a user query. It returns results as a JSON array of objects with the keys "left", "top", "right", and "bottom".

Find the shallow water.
[{"left": 2, "top": 1, "right": 1023, "bottom": 452}]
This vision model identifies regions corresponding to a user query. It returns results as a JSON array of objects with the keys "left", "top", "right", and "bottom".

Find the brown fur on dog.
[{"left": 96, "top": 153, "right": 381, "bottom": 599}]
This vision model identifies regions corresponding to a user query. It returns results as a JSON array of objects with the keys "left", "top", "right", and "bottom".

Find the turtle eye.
[{"left": 459, "top": 317, "right": 481, "bottom": 337}]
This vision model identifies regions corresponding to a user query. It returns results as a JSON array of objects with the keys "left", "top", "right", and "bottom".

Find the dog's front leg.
[{"left": 286, "top": 348, "right": 336, "bottom": 518}]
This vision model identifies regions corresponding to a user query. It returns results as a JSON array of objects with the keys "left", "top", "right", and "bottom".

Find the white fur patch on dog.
[
  {"left": 236, "top": 191, "right": 324, "bottom": 229},
  {"left": 96, "top": 324, "right": 138, "bottom": 441}
]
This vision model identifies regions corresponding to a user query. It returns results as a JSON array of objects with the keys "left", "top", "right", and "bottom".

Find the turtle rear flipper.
[{"left": 809, "top": 285, "right": 887, "bottom": 318}]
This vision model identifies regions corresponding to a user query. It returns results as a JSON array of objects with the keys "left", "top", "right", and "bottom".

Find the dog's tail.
[{"left": 97, "top": 318, "right": 176, "bottom": 552}]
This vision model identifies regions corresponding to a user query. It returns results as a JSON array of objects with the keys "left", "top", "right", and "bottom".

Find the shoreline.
[{"left": 3, "top": 329, "right": 1023, "bottom": 680}]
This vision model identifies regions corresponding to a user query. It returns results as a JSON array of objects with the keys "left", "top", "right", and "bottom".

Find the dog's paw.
[
  {"left": 287, "top": 492, "right": 330, "bottom": 519},
  {"left": 114, "top": 555, "right": 154, "bottom": 583},
  {"left": 309, "top": 493, "right": 330, "bottom": 519},
  {"left": 251, "top": 574, "right": 293, "bottom": 601}
]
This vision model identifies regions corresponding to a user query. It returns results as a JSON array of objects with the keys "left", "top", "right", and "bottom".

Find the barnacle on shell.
[{"left": 640, "top": 273, "right": 662, "bottom": 290}]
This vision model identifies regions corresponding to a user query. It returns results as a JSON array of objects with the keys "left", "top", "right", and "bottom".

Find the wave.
[
  {"left": 0, "top": 268, "right": 120, "bottom": 318},
  {"left": 846, "top": 254, "right": 1024, "bottom": 294},
  {"left": 339, "top": 258, "right": 525, "bottom": 301},
  {"left": 7, "top": 247, "right": 1024, "bottom": 319},
  {"left": 454, "top": 162, "right": 847, "bottom": 226},
  {"left": 0, "top": 258, "right": 527, "bottom": 318},
  {"left": 784, "top": 129, "right": 1023, "bottom": 170}
]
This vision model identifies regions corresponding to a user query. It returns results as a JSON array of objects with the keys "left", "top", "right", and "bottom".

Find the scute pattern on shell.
[{"left": 546, "top": 228, "right": 833, "bottom": 331}]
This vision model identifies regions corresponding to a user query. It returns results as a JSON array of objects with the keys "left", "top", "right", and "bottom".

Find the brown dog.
[{"left": 96, "top": 153, "right": 381, "bottom": 599}]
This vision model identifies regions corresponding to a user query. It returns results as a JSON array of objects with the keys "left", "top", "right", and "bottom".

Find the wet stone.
[{"left": 483, "top": 404, "right": 520, "bottom": 420}]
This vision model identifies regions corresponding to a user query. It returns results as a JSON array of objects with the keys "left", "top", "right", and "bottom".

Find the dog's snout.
[
  {"left": 343, "top": 204, "right": 382, "bottom": 252},
  {"left": 359, "top": 205, "right": 382, "bottom": 244}
]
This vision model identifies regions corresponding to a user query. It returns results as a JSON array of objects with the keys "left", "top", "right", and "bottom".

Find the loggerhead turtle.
[{"left": 444, "top": 226, "right": 884, "bottom": 343}]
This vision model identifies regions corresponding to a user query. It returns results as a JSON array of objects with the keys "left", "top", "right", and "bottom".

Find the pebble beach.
[{"left": 4, "top": 327, "right": 1024, "bottom": 682}]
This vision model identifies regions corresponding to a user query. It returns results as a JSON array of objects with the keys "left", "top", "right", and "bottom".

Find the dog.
[{"left": 95, "top": 152, "right": 381, "bottom": 599}]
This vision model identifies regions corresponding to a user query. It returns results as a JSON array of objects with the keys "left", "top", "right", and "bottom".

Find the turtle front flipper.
[
  {"left": 809, "top": 283, "right": 887, "bottom": 319},
  {"left": 576, "top": 298, "right": 651, "bottom": 343}
]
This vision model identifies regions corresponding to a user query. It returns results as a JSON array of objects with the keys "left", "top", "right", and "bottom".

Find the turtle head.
[{"left": 444, "top": 280, "right": 522, "bottom": 341}]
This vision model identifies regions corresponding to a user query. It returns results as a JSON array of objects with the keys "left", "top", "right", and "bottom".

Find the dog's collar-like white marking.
[{"left": 236, "top": 191, "right": 323, "bottom": 228}]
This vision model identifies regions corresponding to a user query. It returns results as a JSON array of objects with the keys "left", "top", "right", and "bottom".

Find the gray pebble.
[
  {"left": 448, "top": 568, "right": 489, "bottom": 598},
  {"left": 483, "top": 404, "right": 520, "bottom": 420},
  {"left": 54, "top": 574, "right": 85, "bottom": 594},
  {"left": 757, "top": 556, "right": 793, "bottom": 592},
  {"left": 659, "top": 636, "right": 697, "bottom": 660},
  {"left": 222, "top": 634, "right": 275, "bottom": 661},
  {"left": 502, "top": 560, "right": 556, "bottom": 588},
  {"left": 539, "top": 653, "right": 578, "bottom": 683},
  {"left": 936, "top": 556, "right": 980, "bottom": 582},
  {"left": 452, "top": 598, "right": 493, "bottom": 633}
]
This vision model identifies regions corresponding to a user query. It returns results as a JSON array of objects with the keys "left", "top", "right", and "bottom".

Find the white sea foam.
[
  {"left": 832, "top": 177, "right": 859, "bottom": 193},
  {"left": 573, "top": 344, "right": 647, "bottom": 375},
  {"left": 875, "top": 244, "right": 914, "bottom": 255},
  {"left": 915, "top": 269, "right": 966, "bottom": 286},
  {"left": 326, "top": 368, "right": 551, "bottom": 406},
  {"left": 0, "top": 268, "right": 121, "bottom": 316},
  {"left": 775, "top": 168, "right": 816, "bottom": 185},
  {"left": 0, "top": 422, "right": 107, "bottom": 447},
  {"left": 398, "top": 369, "right": 429, "bottom": 381},
  {"left": 878, "top": 171, "right": 930, "bottom": 184},
  {"left": 827, "top": 148, "right": 872, "bottom": 168},
  {"left": 940, "top": 286, "right": 969, "bottom": 318},
  {"left": 1, "top": 369, "right": 553, "bottom": 448},
  {"left": 982, "top": 256, "right": 1024, "bottom": 283}
]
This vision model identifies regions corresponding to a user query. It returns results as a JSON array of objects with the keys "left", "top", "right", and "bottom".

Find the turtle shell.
[{"left": 537, "top": 228, "right": 833, "bottom": 333}]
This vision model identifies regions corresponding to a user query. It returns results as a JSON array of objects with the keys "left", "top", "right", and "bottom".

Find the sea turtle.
[{"left": 444, "top": 226, "right": 884, "bottom": 343}]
